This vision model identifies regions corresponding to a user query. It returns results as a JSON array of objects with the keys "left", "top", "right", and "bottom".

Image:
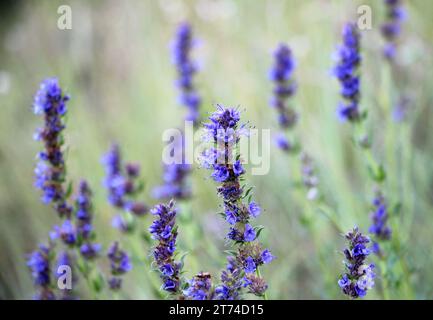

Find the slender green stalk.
[{"left": 256, "top": 267, "right": 268, "bottom": 300}]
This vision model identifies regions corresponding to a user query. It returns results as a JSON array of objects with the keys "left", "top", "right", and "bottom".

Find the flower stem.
[{"left": 256, "top": 267, "right": 268, "bottom": 300}]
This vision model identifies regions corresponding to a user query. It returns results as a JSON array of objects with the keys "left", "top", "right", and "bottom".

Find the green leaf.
[
  {"left": 65, "top": 181, "right": 73, "bottom": 199},
  {"left": 135, "top": 180, "right": 145, "bottom": 193},
  {"left": 391, "top": 202, "right": 402, "bottom": 216},
  {"left": 92, "top": 273, "right": 105, "bottom": 293},
  {"left": 368, "top": 163, "right": 386, "bottom": 183},
  {"left": 375, "top": 164, "right": 387, "bottom": 182},
  {"left": 179, "top": 252, "right": 189, "bottom": 269},
  {"left": 217, "top": 211, "right": 226, "bottom": 218},
  {"left": 243, "top": 186, "right": 254, "bottom": 199},
  {"left": 223, "top": 249, "right": 237, "bottom": 256},
  {"left": 254, "top": 225, "right": 265, "bottom": 239},
  {"left": 247, "top": 194, "right": 253, "bottom": 204},
  {"left": 141, "top": 230, "right": 152, "bottom": 244}
]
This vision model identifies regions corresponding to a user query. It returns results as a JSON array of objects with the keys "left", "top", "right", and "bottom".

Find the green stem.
[
  {"left": 256, "top": 267, "right": 268, "bottom": 300},
  {"left": 125, "top": 231, "right": 164, "bottom": 298},
  {"left": 378, "top": 258, "right": 390, "bottom": 300}
]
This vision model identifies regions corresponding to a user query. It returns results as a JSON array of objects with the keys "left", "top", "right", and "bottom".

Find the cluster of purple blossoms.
[
  {"left": 201, "top": 105, "right": 274, "bottom": 297},
  {"left": 33, "top": 78, "right": 73, "bottom": 218},
  {"left": 238, "top": 244, "right": 274, "bottom": 296},
  {"left": 50, "top": 218, "right": 77, "bottom": 246},
  {"left": 243, "top": 274, "right": 269, "bottom": 296},
  {"left": 153, "top": 134, "right": 192, "bottom": 201},
  {"left": 269, "top": 44, "right": 297, "bottom": 151},
  {"left": 149, "top": 201, "right": 182, "bottom": 294},
  {"left": 202, "top": 106, "right": 253, "bottom": 241},
  {"left": 27, "top": 244, "right": 55, "bottom": 300},
  {"left": 214, "top": 256, "right": 243, "bottom": 300},
  {"left": 75, "top": 180, "right": 101, "bottom": 259},
  {"left": 238, "top": 245, "right": 274, "bottom": 274},
  {"left": 338, "top": 228, "right": 375, "bottom": 298},
  {"left": 381, "top": 0, "right": 405, "bottom": 60},
  {"left": 172, "top": 22, "right": 201, "bottom": 125},
  {"left": 183, "top": 272, "right": 214, "bottom": 300},
  {"left": 369, "top": 191, "right": 391, "bottom": 254},
  {"left": 107, "top": 241, "right": 132, "bottom": 290},
  {"left": 333, "top": 23, "right": 361, "bottom": 122},
  {"left": 102, "top": 144, "right": 148, "bottom": 231}
]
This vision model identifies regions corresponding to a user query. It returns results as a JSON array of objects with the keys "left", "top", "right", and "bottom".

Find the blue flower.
[
  {"left": 202, "top": 106, "right": 270, "bottom": 300},
  {"left": 248, "top": 202, "right": 261, "bottom": 218},
  {"left": 27, "top": 244, "right": 55, "bottom": 300},
  {"left": 244, "top": 224, "right": 256, "bottom": 242},
  {"left": 243, "top": 274, "right": 268, "bottom": 296},
  {"left": 233, "top": 160, "right": 244, "bottom": 176},
  {"left": 75, "top": 180, "right": 100, "bottom": 259},
  {"left": 333, "top": 23, "right": 361, "bottom": 122},
  {"left": 212, "top": 165, "right": 230, "bottom": 182},
  {"left": 33, "top": 78, "right": 72, "bottom": 218},
  {"left": 338, "top": 228, "right": 375, "bottom": 298},
  {"left": 108, "top": 278, "right": 122, "bottom": 290},
  {"left": 80, "top": 243, "right": 101, "bottom": 260},
  {"left": 244, "top": 257, "right": 256, "bottom": 273},
  {"left": 51, "top": 219, "right": 77, "bottom": 245},
  {"left": 150, "top": 201, "right": 181, "bottom": 294},
  {"left": 107, "top": 242, "right": 131, "bottom": 290},
  {"left": 369, "top": 191, "right": 392, "bottom": 242},
  {"left": 228, "top": 227, "right": 244, "bottom": 242},
  {"left": 161, "top": 264, "right": 174, "bottom": 277},
  {"left": 381, "top": 0, "right": 406, "bottom": 60},
  {"left": 352, "top": 243, "right": 369, "bottom": 257},
  {"left": 269, "top": 44, "right": 297, "bottom": 151},
  {"left": 161, "top": 225, "right": 172, "bottom": 240},
  {"left": 163, "top": 279, "right": 177, "bottom": 292},
  {"left": 108, "top": 241, "right": 132, "bottom": 274},
  {"left": 215, "top": 256, "right": 243, "bottom": 300},
  {"left": 338, "top": 274, "right": 350, "bottom": 288},
  {"left": 153, "top": 133, "right": 192, "bottom": 201},
  {"left": 172, "top": 22, "right": 201, "bottom": 124},
  {"left": 183, "top": 273, "right": 213, "bottom": 300},
  {"left": 261, "top": 249, "right": 274, "bottom": 264},
  {"left": 225, "top": 210, "right": 238, "bottom": 225},
  {"left": 274, "top": 133, "right": 291, "bottom": 151},
  {"left": 203, "top": 105, "right": 272, "bottom": 298},
  {"left": 102, "top": 144, "right": 148, "bottom": 219}
]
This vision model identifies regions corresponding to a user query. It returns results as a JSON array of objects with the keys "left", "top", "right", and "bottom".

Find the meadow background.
[{"left": 0, "top": 0, "right": 432, "bottom": 299}]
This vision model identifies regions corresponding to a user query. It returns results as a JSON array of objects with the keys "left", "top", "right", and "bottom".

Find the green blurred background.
[{"left": 0, "top": 0, "right": 432, "bottom": 299}]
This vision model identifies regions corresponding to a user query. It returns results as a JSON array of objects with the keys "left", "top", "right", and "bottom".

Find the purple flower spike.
[
  {"left": 75, "top": 180, "right": 101, "bottom": 260},
  {"left": 202, "top": 105, "right": 273, "bottom": 298},
  {"left": 107, "top": 241, "right": 131, "bottom": 291},
  {"left": 33, "top": 78, "right": 73, "bottom": 218},
  {"left": 269, "top": 44, "right": 297, "bottom": 151},
  {"left": 333, "top": 23, "right": 361, "bottom": 122},
  {"left": 338, "top": 228, "right": 375, "bottom": 298},
  {"left": 102, "top": 144, "right": 148, "bottom": 232},
  {"left": 149, "top": 200, "right": 182, "bottom": 295},
  {"left": 381, "top": 0, "right": 406, "bottom": 61},
  {"left": 27, "top": 244, "right": 55, "bottom": 300},
  {"left": 368, "top": 190, "right": 392, "bottom": 255},
  {"left": 183, "top": 272, "right": 213, "bottom": 300},
  {"left": 172, "top": 22, "right": 201, "bottom": 125},
  {"left": 153, "top": 133, "right": 192, "bottom": 201}
]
